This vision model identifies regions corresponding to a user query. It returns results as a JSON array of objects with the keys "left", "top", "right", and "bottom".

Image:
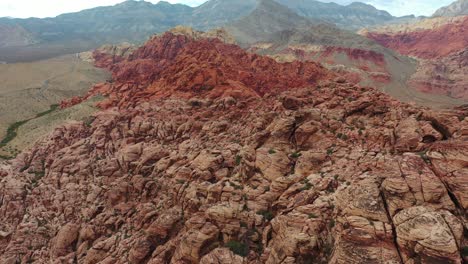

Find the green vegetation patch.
[
  {"left": 290, "top": 151, "right": 302, "bottom": 158},
  {"left": 0, "top": 104, "right": 60, "bottom": 148},
  {"left": 256, "top": 210, "right": 274, "bottom": 221},
  {"left": 235, "top": 154, "right": 242, "bottom": 165},
  {"left": 35, "top": 104, "right": 59, "bottom": 118},
  {"left": 0, "top": 120, "right": 29, "bottom": 147},
  {"left": 300, "top": 182, "right": 313, "bottom": 191},
  {"left": 462, "top": 246, "right": 468, "bottom": 257},
  {"left": 226, "top": 240, "right": 249, "bottom": 257}
]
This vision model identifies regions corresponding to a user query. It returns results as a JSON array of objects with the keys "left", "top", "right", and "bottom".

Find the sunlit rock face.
[{"left": 1, "top": 29, "right": 467, "bottom": 264}]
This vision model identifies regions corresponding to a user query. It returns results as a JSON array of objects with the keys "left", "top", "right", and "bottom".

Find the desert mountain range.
[{"left": 0, "top": 0, "right": 419, "bottom": 62}]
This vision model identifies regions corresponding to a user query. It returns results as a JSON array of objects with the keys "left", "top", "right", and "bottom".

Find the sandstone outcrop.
[
  {"left": 2, "top": 30, "right": 467, "bottom": 263},
  {"left": 62, "top": 31, "right": 330, "bottom": 109}
]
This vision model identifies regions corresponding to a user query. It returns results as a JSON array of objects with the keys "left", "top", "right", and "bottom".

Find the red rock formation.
[
  {"left": 63, "top": 32, "right": 331, "bottom": 109},
  {"left": 409, "top": 47, "right": 468, "bottom": 99},
  {"left": 364, "top": 16, "right": 468, "bottom": 99},
  {"left": 92, "top": 46, "right": 135, "bottom": 70},
  {"left": 321, "top": 47, "right": 386, "bottom": 68},
  {"left": 366, "top": 16, "right": 468, "bottom": 59},
  {"left": 249, "top": 43, "right": 400, "bottom": 94},
  {"left": 2, "top": 30, "right": 467, "bottom": 263}
]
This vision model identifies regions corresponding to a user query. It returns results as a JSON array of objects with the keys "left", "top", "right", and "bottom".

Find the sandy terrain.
[
  {"left": 0, "top": 55, "right": 109, "bottom": 157},
  {"left": 0, "top": 97, "right": 103, "bottom": 158}
]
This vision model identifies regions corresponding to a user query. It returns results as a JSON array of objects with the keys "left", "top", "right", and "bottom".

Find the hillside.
[
  {"left": 223, "top": 1, "right": 465, "bottom": 108},
  {"left": 364, "top": 15, "right": 468, "bottom": 100},
  {"left": 276, "top": 0, "right": 395, "bottom": 30},
  {"left": 433, "top": 0, "right": 468, "bottom": 17},
  {"left": 365, "top": 16, "right": 468, "bottom": 59},
  {"left": 190, "top": 0, "right": 258, "bottom": 30},
  {"left": 226, "top": 0, "right": 319, "bottom": 44},
  {"left": 0, "top": 24, "right": 38, "bottom": 48},
  {"left": 0, "top": 0, "right": 193, "bottom": 62},
  {"left": 0, "top": 29, "right": 467, "bottom": 263}
]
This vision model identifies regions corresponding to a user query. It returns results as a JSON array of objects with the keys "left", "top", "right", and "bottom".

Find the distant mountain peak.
[
  {"left": 226, "top": 0, "right": 318, "bottom": 44},
  {"left": 275, "top": 0, "right": 394, "bottom": 30},
  {"left": 115, "top": 0, "right": 153, "bottom": 7},
  {"left": 433, "top": 0, "right": 468, "bottom": 17}
]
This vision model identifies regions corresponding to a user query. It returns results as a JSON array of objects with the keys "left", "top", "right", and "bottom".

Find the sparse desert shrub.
[
  {"left": 226, "top": 240, "right": 249, "bottom": 257},
  {"left": 300, "top": 182, "right": 313, "bottom": 191},
  {"left": 235, "top": 155, "right": 242, "bottom": 165},
  {"left": 308, "top": 213, "right": 318, "bottom": 219},
  {"left": 257, "top": 210, "right": 274, "bottom": 221},
  {"left": 291, "top": 151, "right": 302, "bottom": 158}
]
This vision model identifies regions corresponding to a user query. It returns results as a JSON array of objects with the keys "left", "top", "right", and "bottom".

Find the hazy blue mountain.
[
  {"left": 190, "top": 0, "right": 259, "bottom": 30},
  {"left": 433, "top": 0, "right": 468, "bottom": 17},
  {"left": 1, "top": 1, "right": 193, "bottom": 45},
  {"left": 276, "top": 0, "right": 395, "bottom": 30},
  {"left": 227, "top": 0, "right": 323, "bottom": 44}
]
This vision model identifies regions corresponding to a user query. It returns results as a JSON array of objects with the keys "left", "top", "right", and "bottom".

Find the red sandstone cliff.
[{"left": 1, "top": 30, "right": 468, "bottom": 264}]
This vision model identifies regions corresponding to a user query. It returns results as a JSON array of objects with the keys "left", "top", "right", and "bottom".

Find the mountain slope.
[
  {"left": 256, "top": 29, "right": 463, "bottom": 107},
  {"left": 1, "top": 1, "right": 193, "bottom": 45},
  {"left": 226, "top": 0, "right": 320, "bottom": 44},
  {"left": 364, "top": 16, "right": 468, "bottom": 100},
  {"left": 190, "top": 0, "right": 258, "bottom": 30},
  {"left": 0, "top": 28, "right": 467, "bottom": 264},
  {"left": 0, "top": 24, "right": 38, "bottom": 48},
  {"left": 0, "top": 0, "right": 193, "bottom": 62},
  {"left": 408, "top": 47, "right": 468, "bottom": 99},
  {"left": 433, "top": 0, "right": 468, "bottom": 17},
  {"left": 276, "top": 0, "right": 395, "bottom": 30},
  {"left": 367, "top": 16, "right": 468, "bottom": 59},
  {"left": 365, "top": 16, "right": 468, "bottom": 59},
  {"left": 225, "top": 1, "right": 459, "bottom": 108}
]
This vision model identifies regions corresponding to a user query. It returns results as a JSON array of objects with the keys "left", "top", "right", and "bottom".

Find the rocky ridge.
[
  {"left": 275, "top": 0, "right": 395, "bottom": 30},
  {"left": 0, "top": 30, "right": 467, "bottom": 264},
  {"left": 360, "top": 16, "right": 467, "bottom": 35},
  {"left": 433, "top": 0, "right": 468, "bottom": 17},
  {"left": 246, "top": 27, "right": 413, "bottom": 93},
  {"left": 364, "top": 16, "right": 468, "bottom": 60},
  {"left": 62, "top": 31, "right": 330, "bottom": 109},
  {"left": 364, "top": 16, "right": 468, "bottom": 100}
]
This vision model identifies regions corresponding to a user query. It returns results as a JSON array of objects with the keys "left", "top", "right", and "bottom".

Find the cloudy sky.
[{"left": 0, "top": 0, "right": 455, "bottom": 18}]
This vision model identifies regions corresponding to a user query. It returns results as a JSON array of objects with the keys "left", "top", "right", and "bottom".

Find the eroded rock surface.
[{"left": 1, "top": 30, "right": 467, "bottom": 264}]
